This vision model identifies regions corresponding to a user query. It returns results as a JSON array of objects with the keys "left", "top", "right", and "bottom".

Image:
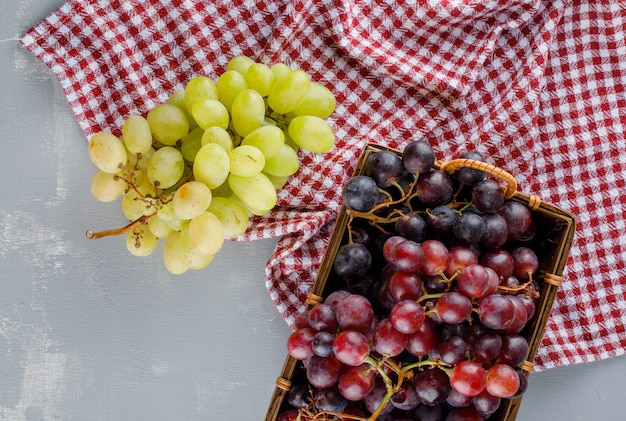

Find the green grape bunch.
[{"left": 86, "top": 55, "right": 337, "bottom": 274}]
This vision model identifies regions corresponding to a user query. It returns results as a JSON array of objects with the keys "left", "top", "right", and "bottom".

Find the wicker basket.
[{"left": 266, "top": 143, "right": 576, "bottom": 421}]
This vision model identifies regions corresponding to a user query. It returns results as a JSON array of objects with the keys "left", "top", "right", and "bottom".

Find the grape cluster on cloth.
[{"left": 21, "top": 0, "right": 626, "bottom": 371}]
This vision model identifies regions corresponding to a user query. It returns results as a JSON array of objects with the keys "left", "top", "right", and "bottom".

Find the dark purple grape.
[
  {"left": 312, "top": 331, "right": 335, "bottom": 357},
  {"left": 471, "top": 330, "right": 503, "bottom": 364},
  {"left": 426, "top": 205, "right": 458, "bottom": 237},
  {"left": 453, "top": 212, "right": 486, "bottom": 245},
  {"left": 391, "top": 381, "right": 421, "bottom": 410},
  {"left": 509, "top": 369, "right": 529, "bottom": 399},
  {"left": 365, "top": 378, "right": 395, "bottom": 415},
  {"left": 413, "top": 366, "right": 451, "bottom": 405},
  {"left": 287, "top": 379, "right": 310, "bottom": 408},
  {"left": 416, "top": 170, "right": 454, "bottom": 207},
  {"left": 342, "top": 175, "right": 379, "bottom": 211},
  {"left": 472, "top": 179, "right": 505, "bottom": 214},
  {"left": 314, "top": 386, "right": 347, "bottom": 412},
  {"left": 446, "top": 407, "right": 485, "bottom": 421},
  {"left": 402, "top": 140, "right": 435, "bottom": 174},
  {"left": 479, "top": 213, "right": 509, "bottom": 249},
  {"left": 437, "top": 336, "right": 467, "bottom": 364},
  {"left": 498, "top": 200, "right": 532, "bottom": 242},
  {"left": 498, "top": 334, "right": 529, "bottom": 367},
  {"left": 455, "top": 150, "right": 486, "bottom": 185},
  {"left": 511, "top": 246, "right": 539, "bottom": 280},
  {"left": 473, "top": 389, "right": 501, "bottom": 417},
  {"left": 405, "top": 403, "right": 443, "bottom": 420},
  {"left": 364, "top": 150, "right": 404, "bottom": 188},
  {"left": 333, "top": 243, "right": 372, "bottom": 280},
  {"left": 395, "top": 212, "right": 427, "bottom": 243}
]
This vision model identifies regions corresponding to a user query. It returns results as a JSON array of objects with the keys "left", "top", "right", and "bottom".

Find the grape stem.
[{"left": 85, "top": 213, "right": 157, "bottom": 240}]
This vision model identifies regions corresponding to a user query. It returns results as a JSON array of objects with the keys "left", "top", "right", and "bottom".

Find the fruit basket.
[{"left": 266, "top": 142, "right": 576, "bottom": 420}]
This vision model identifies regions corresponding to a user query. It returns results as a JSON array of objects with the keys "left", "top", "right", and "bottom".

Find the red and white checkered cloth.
[{"left": 22, "top": 0, "right": 626, "bottom": 371}]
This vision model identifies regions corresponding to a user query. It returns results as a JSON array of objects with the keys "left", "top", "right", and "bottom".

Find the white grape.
[
  {"left": 90, "top": 170, "right": 127, "bottom": 202},
  {"left": 193, "top": 143, "right": 230, "bottom": 190},
  {"left": 172, "top": 181, "right": 212, "bottom": 220},
  {"left": 228, "top": 172, "right": 277, "bottom": 213},
  {"left": 188, "top": 211, "right": 225, "bottom": 255},
  {"left": 126, "top": 224, "right": 159, "bottom": 257},
  {"left": 122, "top": 115, "right": 153, "bottom": 155},
  {"left": 147, "top": 146, "right": 185, "bottom": 189},
  {"left": 228, "top": 145, "right": 266, "bottom": 177},
  {"left": 88, "top": 132, "right": 128, "bottom": 174},
  {"left": 163, "top": 230, "right": 189, "bottom": 274}
]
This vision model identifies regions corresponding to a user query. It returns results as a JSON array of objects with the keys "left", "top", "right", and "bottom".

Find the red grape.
[
  {"left": 390, "top": 299, "right": 426, "bottom": 334},
  {"left": 485, "top": 363, "right": 520, "bottom": 398},
  {"left": 338, "top": 363, "right": 376, "bottom": 401},
  {"left": 449, "top": 360, "right": 487, "bottom": 397},
  {"left": 388, "top": 270, "right": 422, "bottom": 302},
  {"left": 457, "top": 264, "right": 492, "bottom": 299},
  {"left": 373, "top": 318, "right": 408, "bottom": 356},
  {"left": 406, "top": 318, "right": 437, "bottom": 357},
  {"left": 332, "top": 330, "right": 370, "bottom": 366},
  {"left": 306, "top": 355, "right": 343, "bottom": 389},
  {"left": 421, "top": 239, "right": 450, "bottom": 276},
  {"left": 287, "top": 327, "right": 316, "bottom": 360},
  {"left": 435, "top": 291, "right": 473, "bottom": 324},
  {"left": 445, "top": 246, "right": 478, "bottom": 278},
  {"left": 335, "top": 294, "right": 374, "bottom": 333}
]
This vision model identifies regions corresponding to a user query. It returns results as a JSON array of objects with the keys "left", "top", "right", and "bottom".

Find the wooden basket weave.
[{"left": 266, "top": 143, "right": 576, "bottom": 421}]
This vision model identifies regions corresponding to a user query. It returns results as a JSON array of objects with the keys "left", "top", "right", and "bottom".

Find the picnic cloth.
[{"left": 21, "top": 0, "right": 626, "bottom": 371}]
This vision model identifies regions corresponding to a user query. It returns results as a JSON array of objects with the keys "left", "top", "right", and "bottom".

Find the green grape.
[
  {"left": 122, "top": 115, "right": 153, "bottom": 155},
  {"left": 168, "top": 90, "right": 198, "bottom": 130},
  {"left": 264, "top": 172, "right": 290, "bottom": 190},
  {"left": 207, "top": 196, "right": 249, "bottom": 237},
  {"left": 184, "top": 75, "right": 219, "bottom": 111},
  {"left": 201, "top": 126, "right": 233, "bottom": 151},
  {"left": 147, "top": 146, "right": 185, "bottom": 189},
  {"left": 179, "top": 223, "right": 216, "bottom": 270},
  {"left": 211, "top": 180, "right": 234, "bottom": 198},
  {"left": 163, "top": 230, "right": 189, "bottom": 275},
  {"left": 288, "top": 115, "right": 335, "bottom": 153},
  {"left": 121, "top": 189, "right": 151, "bottom": 221},
  {"left": 267, "top": 69, "right": 311, "bottom": 114},
  {"left": 217, "top": 70, "right": 249, "bottom": 112},
  {"left": 147, "top": 214, "right": 172, "bottom": 238},
  {"left": 136, "top": 147, "right": 155, "bottom": 173},
  {"left": 172, "top": 180, "right": 212, "bottom": 220},
  {"left": 191, "top": 98, "right": 230, "bottom": 130},
  {"left": 263, "top": 144, "right": 300, "bottom": 177},
  {"left": 227, "top": 55, "right": 255, "bottom": 75},
  {"left": 158, "top": 202, "right": 185, "bottom": 231},
  {"left": 193, "top": 143, "right": 230, "bottom": 189},
  {"left": 283, "top": 129, "right": 299, "bottom": 152},
  {"left": 271, "top": 62, "right": 291, "bottom": 80},
  {"left": 88, "top": 132, "right": 128, "bottom": 174},
  {"left": 231, "top": 88, "right": 265, "bottom": 137},
  {"left": 147, "top": 103, "right": 190, "bottom": 146},
  {"left": 188, "top": 211, "right": 225, "bottom": 255},
  {"left": 180, "top": 127, "right": 205, "bottom": 162},
  {"left": 126, "top": 224, "right": 159, "bottom": 257},
  {"left": 228, "top": 172, "right": 277, "bottom": 213},
  {"left": 90, "top": 170, "right": 127, "bottom": 202},
  {"left": 245, "top": 62, "right": 275, "bottom": 97},
  {"left": 229, "top": 145, "right": 266, "bottom": 177},
  {"left": 291, "top": 82, "right": 336, "bottom": 118},
  {"left": 241, "top": 125, "right": 284, "bottom": 158}
]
